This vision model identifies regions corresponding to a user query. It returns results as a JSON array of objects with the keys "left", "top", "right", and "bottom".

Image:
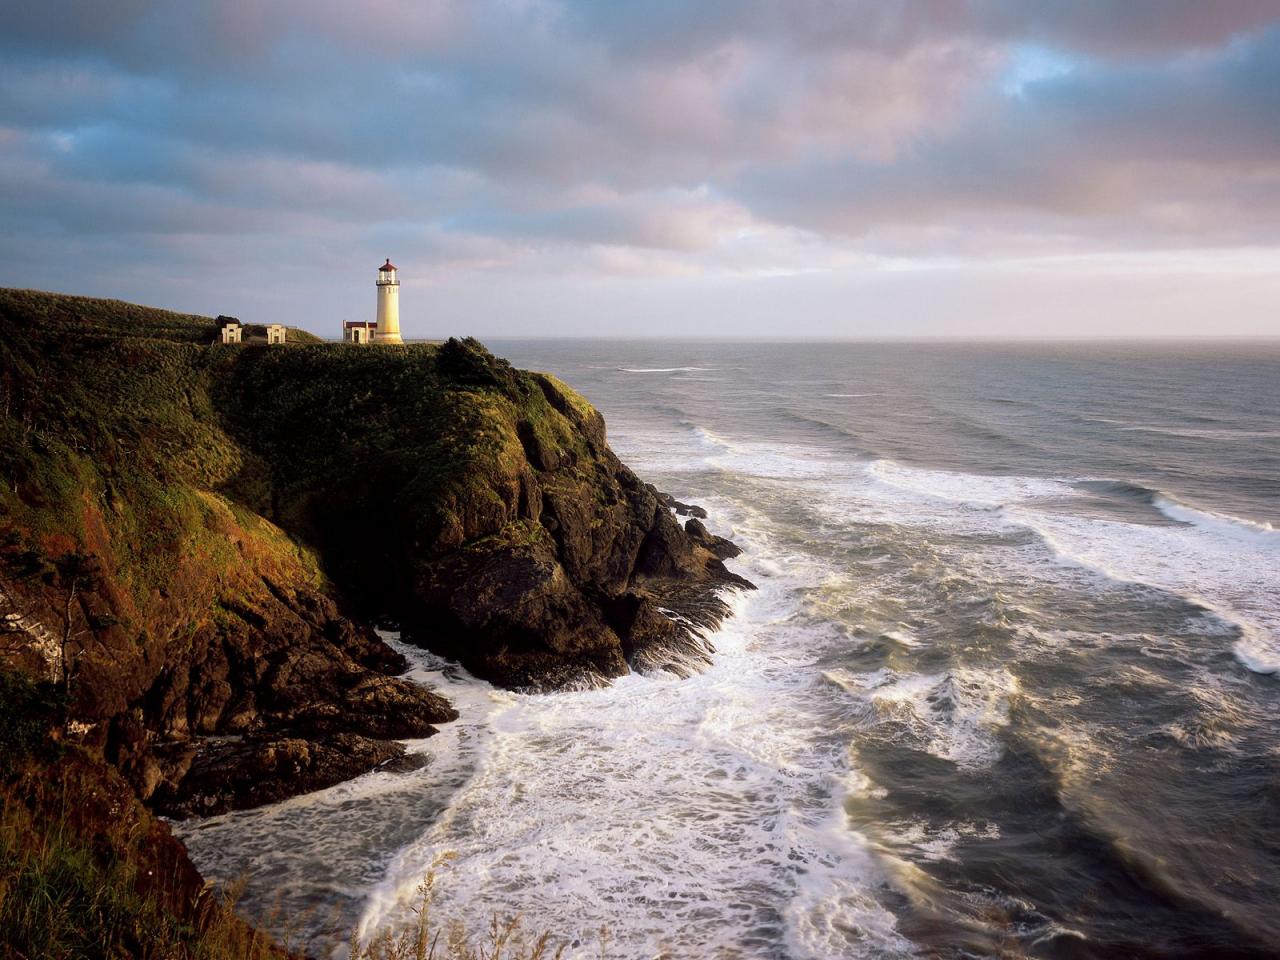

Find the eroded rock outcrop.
[
  {"left": 221, "top": 339, "right": 754, "bottom": 690},
  {"left": 0, "top": 504, "right": 456, "bottom": 816},
  {"left": 151, "top": 732, "right": 425, "bottom": 819}
]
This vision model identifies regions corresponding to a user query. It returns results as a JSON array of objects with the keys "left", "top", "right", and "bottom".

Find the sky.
[{"left": 2, "top": 1, "right": 1279, "bottom": 340}]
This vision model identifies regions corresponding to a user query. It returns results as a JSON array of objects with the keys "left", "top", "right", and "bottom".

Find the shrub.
[{"left": 0, "top": 667, "right": 63, "bottom": 778}]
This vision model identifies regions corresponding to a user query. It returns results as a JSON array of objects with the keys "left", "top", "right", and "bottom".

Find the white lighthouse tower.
[{"left": 374, "top": 258, "right": 402, "bottom": 344}]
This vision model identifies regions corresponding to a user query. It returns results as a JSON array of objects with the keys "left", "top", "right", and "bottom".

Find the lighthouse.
[{"left": 374, "top": 258, "right": 402, "bottom": 344}]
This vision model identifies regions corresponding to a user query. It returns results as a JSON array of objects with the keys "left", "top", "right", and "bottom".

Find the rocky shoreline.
[{"left": 148, "top": 481, "right": 749, "bottom": 820}]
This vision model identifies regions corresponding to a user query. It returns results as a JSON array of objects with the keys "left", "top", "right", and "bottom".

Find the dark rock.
[
  {"left": 652, "top": 487, "right": 709, "bottom": 519},
  {"left": 603, "top": 590, "right": 713, "bottom": 677},
  {"left": 685, "top": 517, "right": 743, "bottom": 560},
  {"left": 92, "top": 577, "right": 456, "bottom": 811},
  {"left": 708, "top": 539, "right": 742, "bottom": 560},
  {"left": 152, "top": 732, "right": 413, "bottom": 819},
  {"left": 417, "top": 539, "right": 630, "bottom": 688}
]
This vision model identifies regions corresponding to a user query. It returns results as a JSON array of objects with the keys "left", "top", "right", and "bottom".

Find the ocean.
[{"left": 178, "top": 340, "right": 1280, "bottom": 958}]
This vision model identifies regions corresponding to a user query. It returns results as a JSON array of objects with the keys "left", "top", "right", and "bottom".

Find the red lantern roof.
[{"left": 379, "top": 258, "right": 397, "bottom": 272}]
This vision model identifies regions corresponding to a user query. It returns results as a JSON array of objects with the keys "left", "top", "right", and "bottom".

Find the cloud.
[
  {"left": 563, "top": 0, "right": 1280, "bottom": 61},
  {"left": 0, "top": 1, "right": 1277, "bottom": 335},
  {"left": 732, "top": 25, "right": 1280, "bottom": 251}
]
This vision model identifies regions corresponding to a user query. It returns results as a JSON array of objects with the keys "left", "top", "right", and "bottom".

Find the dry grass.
[
  {"left": 347, "top": 853, "right": 589, "bottom": 960},
  {"left": 0, "top": 781, "right": 286, "bottom": 959}
]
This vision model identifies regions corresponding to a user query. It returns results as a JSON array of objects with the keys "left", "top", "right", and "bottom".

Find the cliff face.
[
  {"left": 218, "top": 337, "right": 750, "bottom": 689},
  {"left": 0, "top": 289, "right": 747, "bottom": 822}
]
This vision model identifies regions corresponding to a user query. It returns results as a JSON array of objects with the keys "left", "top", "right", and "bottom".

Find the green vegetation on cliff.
[{"left": 0, "top": 290, "right": 314, "bottom": 621}]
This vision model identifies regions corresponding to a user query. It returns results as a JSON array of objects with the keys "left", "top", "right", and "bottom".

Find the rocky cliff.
[
  {"left": 216, "top": 334, "right": 751, "bottom": 689},
  {"left": 0, "top": 288, "right": 748, "bottom": 822}
]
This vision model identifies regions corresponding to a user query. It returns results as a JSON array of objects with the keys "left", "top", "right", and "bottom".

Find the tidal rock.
[
  {"left": 152, "top": 732, "right": 418, "bottom": 819},
  {"left": 653, "top": 487, "right": 709, "bottom": 519},
  {"left": 684, "top": 517, "right": 743, "bottom": 560}
]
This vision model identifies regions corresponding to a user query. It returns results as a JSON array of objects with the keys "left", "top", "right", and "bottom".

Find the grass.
[
  {"left": 0, "top": 288, "right": 218, "bottom": 343},
  {"left": 0, "top": 660, "right": 284, "bottom": 959},
  {"left": 0, "top": 288, "right": 350, "bottom": 714},
  {"left": 0, "top": 787, "right": 278, "bottom": 959}
]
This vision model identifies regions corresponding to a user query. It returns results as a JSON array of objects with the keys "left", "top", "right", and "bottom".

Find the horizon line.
[{"left": 428, "top": 334, "right": 1280, "bottom": 344}]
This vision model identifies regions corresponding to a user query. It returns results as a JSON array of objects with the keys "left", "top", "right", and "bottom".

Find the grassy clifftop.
[
  {"left": 1, "top": 292, "right": 308, "bottom": 635},
  {"left": 0, "top": 288, "right": 220, "bottom": 342}
]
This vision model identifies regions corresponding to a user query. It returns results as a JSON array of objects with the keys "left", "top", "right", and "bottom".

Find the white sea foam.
[
  {"left": 880, "top": 819, "right": 1001, "bottom": 864},
  {"left": 829, "top": 666, "right": 1018, "bottom": 770},
  {"left": 1119, "top": 425, "right": 1280, "bottom": 441},
  {"left": 645, "top": 434, "right": 1280, "bottom": 684},
  {"left": 857, "top": 459, "right": 1280, "bottom": 679},
  {"left": 882, "top": 629, "right": 925, "bottom": 649},
  {"left": 1011, "top": 502, "right": 1280, "bottom": 677},
  {"left": 868, "top": 459, "right": 1075, "bottom": 507},
  {"left": 1154, "top": 494, "right": 1276, "bottom": 536},
  {"left": 1227, "top": 624, "right": 1280, "bottom": 676},
  {"left": 706, "top": 442, "right": 859, "bottom": 481},
  {"left": 619, "top": 366, "right": 715, "bottom": 373},
  {"left": 354, "top": 507, "right": 914, "bottom": 960}
]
